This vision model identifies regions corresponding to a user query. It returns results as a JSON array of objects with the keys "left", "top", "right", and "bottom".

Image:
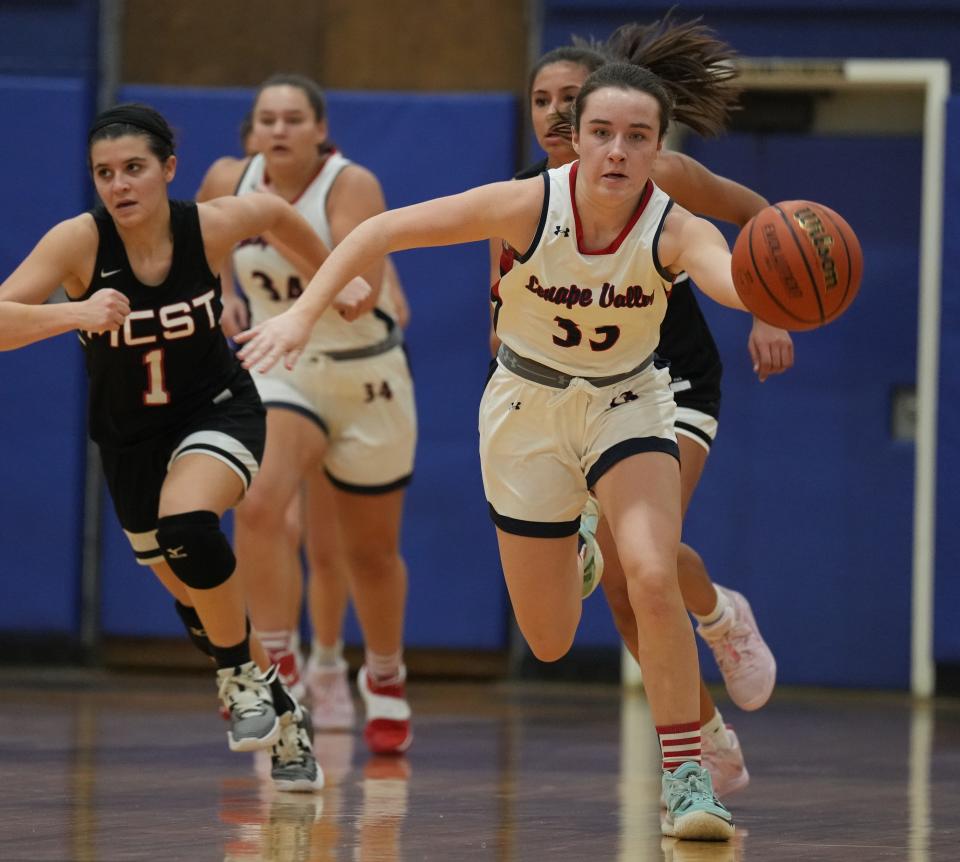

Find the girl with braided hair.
[{"left": 489, "top": 11, "right": 790, "bottom": 798}]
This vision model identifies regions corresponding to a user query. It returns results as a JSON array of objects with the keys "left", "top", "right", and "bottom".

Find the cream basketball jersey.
[
  {"left": 233, "top": 152, "right": 395, "bottom": 352},
  {"left": 494, "top": 161, "right": 675, "bottom": 377}
]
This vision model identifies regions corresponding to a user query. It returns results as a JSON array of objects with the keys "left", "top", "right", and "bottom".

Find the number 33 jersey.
[
  {"left": 76, "top": 200, "right": 250, "bottom": 447},
  {"left": 493, "top": 161, "right": 675, "bottom": 378},
  {"left": 233, "top": 152, "right": 395, "bottom": 354}
]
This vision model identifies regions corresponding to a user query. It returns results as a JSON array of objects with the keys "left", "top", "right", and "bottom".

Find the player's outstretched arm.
[
  {"left": 0, "top": 216, "right": 129, "bottom": 350},
  {"left": 235, "top": 178, "right": 540, "bottom": 373},
  {"left": 659, "top": 207, "right": 746, "bottom": 312}
]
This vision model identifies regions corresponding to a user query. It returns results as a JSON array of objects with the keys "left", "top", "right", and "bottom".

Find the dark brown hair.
[
  {"left": 573, "top": 62, "right": 675, "bottom": 140},
  {"left": 604, "top": 10, "right": 740, "bottom": 137}
]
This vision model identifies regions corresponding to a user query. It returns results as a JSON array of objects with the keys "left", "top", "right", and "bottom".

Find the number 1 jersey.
[{"left": 75, "top": 200, "right": 248, "bottom": 447}]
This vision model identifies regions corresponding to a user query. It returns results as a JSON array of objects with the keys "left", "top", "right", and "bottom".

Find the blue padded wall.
[
  {"left": 0, "top": 76, "right": 92, "bottom": 635},
  {"left": 99, "top": 85, "right": 516, "bottom": 649}
]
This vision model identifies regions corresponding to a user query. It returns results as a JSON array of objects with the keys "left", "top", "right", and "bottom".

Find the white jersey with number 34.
[{"left": 233, "top": 152, "right": 396, "bottom": 353}]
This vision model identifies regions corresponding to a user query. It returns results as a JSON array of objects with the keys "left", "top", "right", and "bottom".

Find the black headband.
[{"left": 88, "top": 105, "right": 173, "bottom": 147}]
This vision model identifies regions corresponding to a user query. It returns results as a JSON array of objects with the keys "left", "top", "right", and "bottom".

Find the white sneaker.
[
  {"left": 698, "top": 586, "right": 776, "bottom": 711},
  {"left": 578, "top": 495, "right": 604, "bottom": 598},
  {"left": 701, "top": 726, "right": 750, "bottom": 798},
  {"left": 305, "top": 657, "right": 355, "bottom": 731}
]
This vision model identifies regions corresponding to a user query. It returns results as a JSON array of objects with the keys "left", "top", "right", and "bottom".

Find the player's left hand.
[
  {"left": 748, "top": 317, "right": 794, "bottom": 382},
  {"left": 235, "top": 309, "right": 312, "bottom": 373}
]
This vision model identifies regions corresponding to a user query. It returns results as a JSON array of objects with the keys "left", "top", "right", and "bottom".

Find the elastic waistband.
[
  {"left": 321, "top": 325, "right": 403, "bottom": 361},
  {"left": 496, "top": 343, "right": 654, "bottom": 389}
]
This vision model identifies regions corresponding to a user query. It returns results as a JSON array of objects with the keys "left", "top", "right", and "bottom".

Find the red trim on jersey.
[
  {"left": 569, "top": 161, "right": 654, "bottom": 255},
  {"left": 499, "top": 242, "right": 516, "bottom": 278},
  {"left": 262, "top": 150, "right": 335, "bottom": 205}
]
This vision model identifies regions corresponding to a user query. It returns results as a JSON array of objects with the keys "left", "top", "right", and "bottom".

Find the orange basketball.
[{"left": 731, "top": 200, "right": 863, "bottom": 330}]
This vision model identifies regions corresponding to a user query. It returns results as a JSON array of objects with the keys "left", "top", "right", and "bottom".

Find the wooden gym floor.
[{"left": 0, "top": 669, "right": 958, "bottom": 861}]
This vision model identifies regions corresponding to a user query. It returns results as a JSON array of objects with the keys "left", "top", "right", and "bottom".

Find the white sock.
[
  {"left": 310, "top": 639, "right": 344, "bottom": 668},
  {"left": 701, "top": 708, "right": 733, "bottom": 749},
  {"left": 365, "top": 648, "right": 403, "bottom": 684},
  {"left": 258, "top": 629, "right": 293, "bottom": 653},
  {"left": 692, "top": 587, "right": 732, "bottom": 629}
]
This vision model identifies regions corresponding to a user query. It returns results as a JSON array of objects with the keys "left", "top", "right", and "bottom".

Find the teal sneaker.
[
  {"left": 661, "top": 761, "right": 734, "bottom": 841},
  {"left": 578, "top": 495, "right": 604, "bottom": 598}
]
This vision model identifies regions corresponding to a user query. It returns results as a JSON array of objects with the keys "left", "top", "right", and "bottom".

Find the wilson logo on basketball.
[{"left": 794, "top": 207, "right": 839, "bottom": 290}]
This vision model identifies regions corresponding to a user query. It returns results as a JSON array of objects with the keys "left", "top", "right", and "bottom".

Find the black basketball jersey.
[
  {"left": 513, "top": 159, "right": 723, "bottom": 416},
  {"left": 74, "top": 200, "right": 250, "bottom": 446}
]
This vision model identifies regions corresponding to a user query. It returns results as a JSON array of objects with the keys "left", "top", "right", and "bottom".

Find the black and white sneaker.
[
  {"left": 271, "top": 704, "right": 325, "bottom": 792},
  {"left": 216, "top": 661, "right": 280, "bottom": 752}
]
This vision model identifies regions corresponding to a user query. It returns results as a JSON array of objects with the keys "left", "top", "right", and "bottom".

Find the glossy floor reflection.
[{"left": 0, "top": 670, "right": 958, "bottom": 860}]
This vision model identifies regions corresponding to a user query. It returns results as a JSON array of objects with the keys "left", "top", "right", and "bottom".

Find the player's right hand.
[
  {"left": 235, "top": 308, "right": 312, "bottom": 373},
  {"left": 78, "top": 288, "right": 129, "bottom": 333}
]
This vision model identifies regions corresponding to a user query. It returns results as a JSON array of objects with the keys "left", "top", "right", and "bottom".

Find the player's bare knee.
[
  {"left": 527, "top": 630, "right": 576, "bottom": 663},
  {"left": 345, "top": 543, "right": 398, "bottom": 582},
  {"left": 623, "top": 563, "right": 679, "bottom": 617},
  {"left": 156, "top": 511, "right": 236, "bottom": 590},
  {"left": 677, "top": 542, "right": 705, "bottom": 572}
]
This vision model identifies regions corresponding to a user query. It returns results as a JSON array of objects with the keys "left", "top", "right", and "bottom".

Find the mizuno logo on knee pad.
[{"left": 156, "top": 510, "right": 235, "bottom": 590}]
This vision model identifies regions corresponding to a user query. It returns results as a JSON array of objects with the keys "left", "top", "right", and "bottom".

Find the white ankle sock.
[
  {"left": 701, "top": 709, "right": 732, "bottom": 749},
  {"left": 311, "top": 639, "right": 344, "bottom": 668},
  {"left": 693, "top": 588, "right": 732, "bottom": 629},
  {"left": 365, "top": 649, "right": 403, "bottom": 683}
]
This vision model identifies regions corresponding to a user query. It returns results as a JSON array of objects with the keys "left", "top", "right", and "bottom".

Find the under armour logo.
[
  {"left": 166, "top": 546, "right": 189, "bottom": 559},
  {"left": 554, "top": 225, "right": 570, "bottom": 237},
  {"left": 509, "top": 401, "right": 522, "bottom": 411},
  {"left": 609, "top": 391, "right": 639, "bottom": 409}
]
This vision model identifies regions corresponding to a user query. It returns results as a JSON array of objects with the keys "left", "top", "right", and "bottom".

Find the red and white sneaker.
[
  {"left": 701, "top": 726, "right": 750, "bottom": 798},
  {"left": 304, "top": 657, "right": 355, "bottom": 731},
  {"left": 358, "top": 665, "right": 412, "bottom": 755},
  {"left": 697, "top": 586, "right": 776, "bottom": 711}
]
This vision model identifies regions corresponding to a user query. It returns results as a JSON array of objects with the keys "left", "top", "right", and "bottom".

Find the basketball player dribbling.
[
  {"left": 491, "top": 14, "right": 790, "bottom": 798},
  {"left": 237, "top": 61, "right": 760, "bottom": 841},
  {"left": 0, "top": 103, "right": 375, "bottom": 791}
]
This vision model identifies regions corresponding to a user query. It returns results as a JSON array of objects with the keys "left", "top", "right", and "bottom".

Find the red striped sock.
[{"left": 657, "top": 721, "right": 702, "bottom": 772}]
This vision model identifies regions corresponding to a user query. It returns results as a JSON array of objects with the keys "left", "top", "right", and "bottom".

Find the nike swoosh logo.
[{"left": 100, "top": 268, "right": 122, "bottom": 278}]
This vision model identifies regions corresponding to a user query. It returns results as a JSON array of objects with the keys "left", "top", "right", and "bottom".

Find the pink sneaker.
[
  {"left": 358, "top": 665, "right": 412, "bottom": 755},
  {"left": 304, "top": 658, "right": 355, "bottom": 731},
  {"left": 701, "top": 726, "right": 750, "bottom": 798},
  {"left": 697, "top": 586, "right": 776, "bottom": 711}
]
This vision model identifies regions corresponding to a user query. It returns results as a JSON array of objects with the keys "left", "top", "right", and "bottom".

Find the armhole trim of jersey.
[
  {"left": 320, "top": 158, "right": 352, "bottom": 228},
  {"left": 652, "top": 199, "right": 677, "bottom": 283},
  {"left": 514, "top": 172, "right": 550, "bottom": 264},
  {"left": 234, "top": 155, "right": 259, "bottom": 196}
]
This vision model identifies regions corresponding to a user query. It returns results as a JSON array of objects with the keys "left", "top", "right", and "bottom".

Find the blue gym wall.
[{"left": 0, "top": 0, "right": 958, "bottom": 688}]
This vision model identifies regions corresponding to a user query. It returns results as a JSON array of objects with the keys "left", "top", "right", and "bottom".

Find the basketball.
[{"left": 731, "top": 200, "right": 863, "bottom": 330}]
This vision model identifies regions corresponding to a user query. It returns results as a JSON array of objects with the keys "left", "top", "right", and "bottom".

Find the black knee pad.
[
  {"left": 157, "top": 510, "right": 235, "bottom": 590},
  {"left": 173, "top": 600, "right": 213, "bottom": 657}
]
